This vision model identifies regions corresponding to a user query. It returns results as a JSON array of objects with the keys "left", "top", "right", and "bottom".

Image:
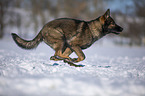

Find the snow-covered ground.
[{"left": 0, "top": 37, "right": 145, "bottom": 96}]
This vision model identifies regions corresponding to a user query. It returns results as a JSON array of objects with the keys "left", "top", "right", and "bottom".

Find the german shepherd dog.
[{"left": 12, "top": 9, "right": 123, "bottom": 66}]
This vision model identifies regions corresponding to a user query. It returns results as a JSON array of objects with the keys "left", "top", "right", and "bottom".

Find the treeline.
[
  {"left": 0, "top": 0, "right": 105, "bottom": 38},
  {"left": 116, "top": 0, "right": 145, "bottom": 46},
  {"left": 0, "top": 0, "right": 145, "bottom": 46}
]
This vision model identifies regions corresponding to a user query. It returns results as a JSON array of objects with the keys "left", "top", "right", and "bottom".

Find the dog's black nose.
[{"left": 120, "top": 27, "right": 123, "bottom": 32}]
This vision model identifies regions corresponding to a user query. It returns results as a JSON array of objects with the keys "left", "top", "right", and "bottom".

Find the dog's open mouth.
[
  {"left": 111, "top": 27, "right": 123, "bottom": 34},
  {"left": 112, "top": 31, "right": 121, "bottom": 34}
]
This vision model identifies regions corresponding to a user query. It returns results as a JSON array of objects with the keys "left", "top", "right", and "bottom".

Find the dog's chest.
[
  {"left": 80, "top": 36, "right": 94, "bottom": 49},
  {"left": 80, "top": 42, "right": 92, "bottom": 49}
]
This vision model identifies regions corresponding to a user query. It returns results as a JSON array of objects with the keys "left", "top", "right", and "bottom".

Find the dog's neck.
[{"left": 88, "top": 19, "right": 105, "bottom": 41}]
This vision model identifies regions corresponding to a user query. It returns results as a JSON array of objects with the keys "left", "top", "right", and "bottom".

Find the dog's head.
[{"left": 100, "top": 9, "right": 123, "bottom": 35}]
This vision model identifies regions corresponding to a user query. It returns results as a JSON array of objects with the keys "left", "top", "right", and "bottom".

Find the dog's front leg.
[{"left": 71, "top": 46, "right": 85, "bottom": 62}]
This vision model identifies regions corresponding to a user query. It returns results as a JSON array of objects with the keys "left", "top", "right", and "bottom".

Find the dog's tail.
[{"left": 11, "top": 32, "right": 43, "bottom": 49}]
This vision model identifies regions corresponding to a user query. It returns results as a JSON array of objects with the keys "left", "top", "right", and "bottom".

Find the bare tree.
[
  {"left": 134, "top": 0, "right": 145, "bottom": 17},
  {"left": 130, "top": 0, "right": 145, "bottom": 45},
  {"left": 0, "top": 0, "right": 10, "bottom": 38}
]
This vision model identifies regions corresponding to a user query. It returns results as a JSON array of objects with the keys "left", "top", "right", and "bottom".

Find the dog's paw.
[
  {"left": 50, "top": 56, "right": 57, "bottom": 61},
  {"left": 50, "top": 56, "right": 63, "bottom": 61},
  {"left": 50, "top": 56, "right": 55, "bottom": 60},
  {"left": 63, "top": 58, "right": 73, "bottom": 63},
  {"left": 72, "top": 58, "right": 80, "bottom": 63}
]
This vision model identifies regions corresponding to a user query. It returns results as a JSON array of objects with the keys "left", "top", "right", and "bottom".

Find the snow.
[{"left": 0, "top": 37, "right": 145, "bottom": 96}]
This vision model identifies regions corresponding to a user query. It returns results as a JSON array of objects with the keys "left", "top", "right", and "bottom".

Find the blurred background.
[{"left": 0, "top": 0, "right": 145, "bottom": 46}]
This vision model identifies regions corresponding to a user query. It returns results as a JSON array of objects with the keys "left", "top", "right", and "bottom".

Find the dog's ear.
[
  {"left": 100, "top": 9, "right": 110, "bottom": 24},
  {"left": 104, "top": 9, "right": 110, "bottom": 19}
]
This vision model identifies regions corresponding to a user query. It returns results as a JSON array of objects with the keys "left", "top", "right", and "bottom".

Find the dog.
[{"left": 12, "top": 9, "right": 123, "bottom": 64}]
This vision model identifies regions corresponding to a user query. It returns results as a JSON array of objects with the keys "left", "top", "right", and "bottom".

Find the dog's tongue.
[
  {"left": 112, "top": 30, "right": 120, "bottom": 33},
  {"left": 116, "top": 31, "right": 120, "bottom": 33}
]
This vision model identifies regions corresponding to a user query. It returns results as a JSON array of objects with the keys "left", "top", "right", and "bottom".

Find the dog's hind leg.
[
  {"left": 42, "top": 28, "right": 70, "bottom": 61},
  {"left": 50, "top": 42, "right": 72, "bottom": 61}
]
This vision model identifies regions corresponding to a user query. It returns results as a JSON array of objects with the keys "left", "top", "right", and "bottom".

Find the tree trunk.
[{"left": 0, "top": 1, "right": 4, "bottom": 39}]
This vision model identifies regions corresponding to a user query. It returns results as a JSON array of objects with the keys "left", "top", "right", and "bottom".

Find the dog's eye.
[{"left": 111, "top": 22, "right": 114, "bottom": 25}]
